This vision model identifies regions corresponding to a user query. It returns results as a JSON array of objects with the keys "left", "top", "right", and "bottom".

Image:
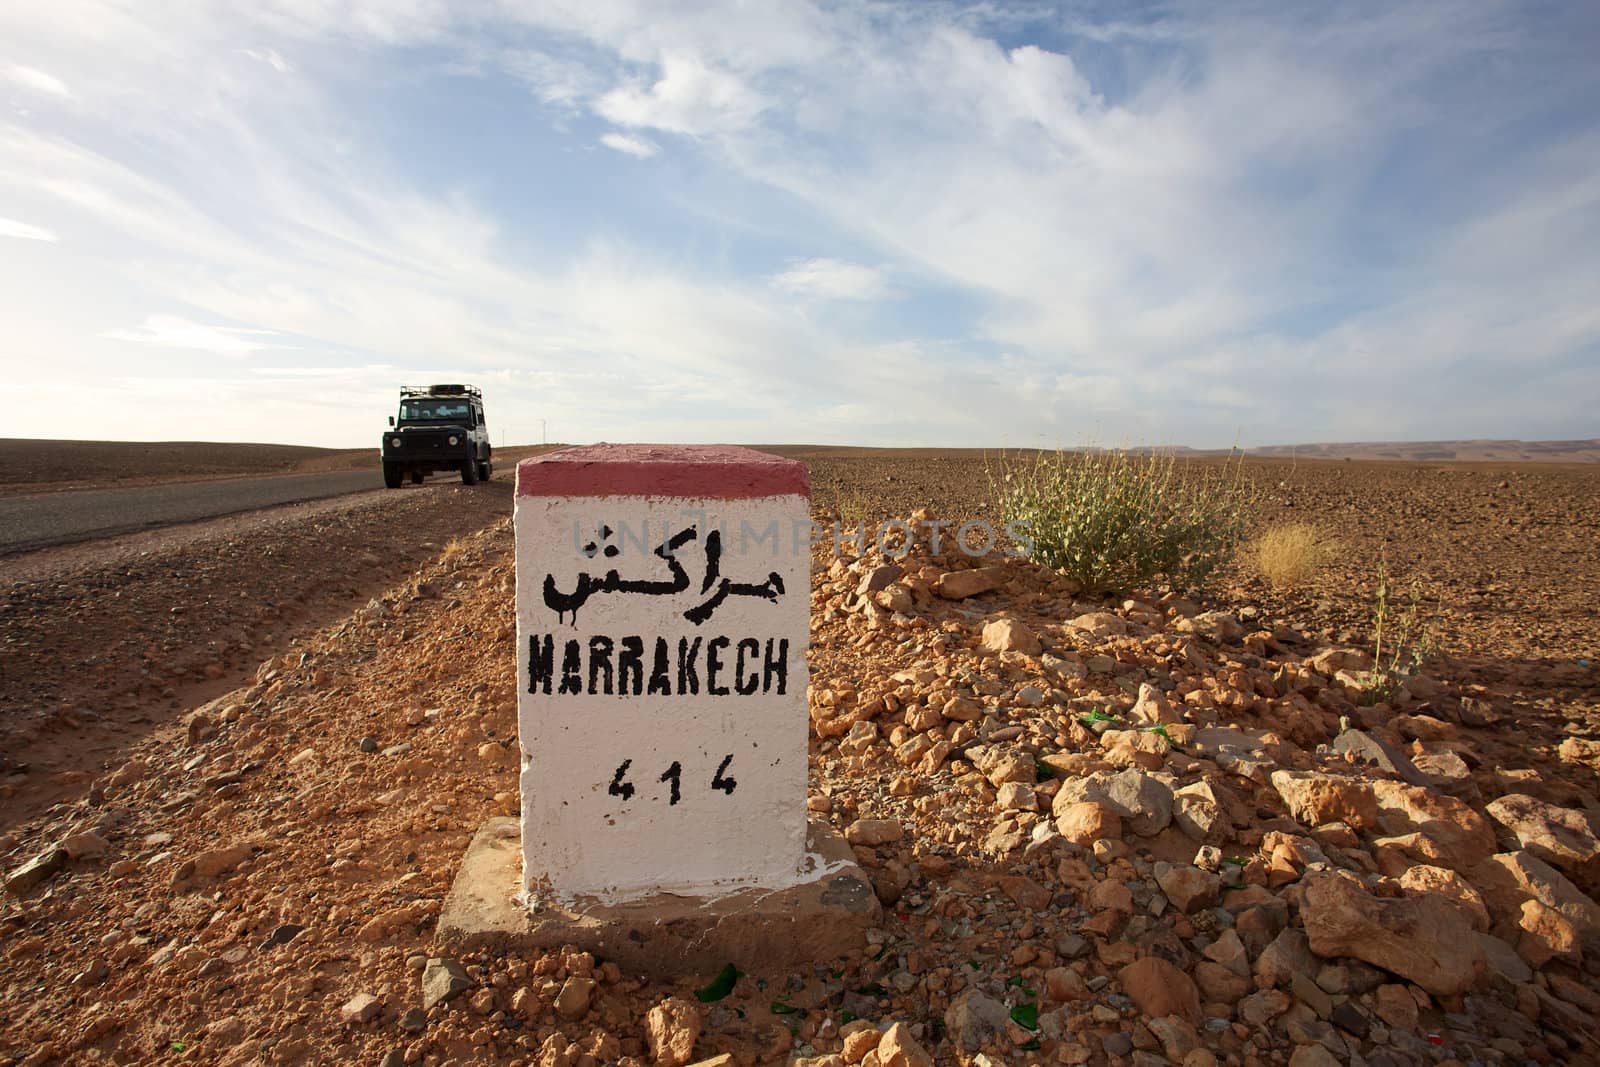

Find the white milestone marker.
[{"left": 514, "top": 445, "right": 813, "bottom": 903}]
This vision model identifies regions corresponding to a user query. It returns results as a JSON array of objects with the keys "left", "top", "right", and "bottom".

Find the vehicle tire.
[
  {"left": 383, "top": 462, "right": 403, "bottom": 489},
  {"left": 410, "top": 471, "right": 424, "bottom": 485},
  {"left": 477, "top": 459, "right": 491, "bottom": 481},
  {"left": 460, "top": 458, "right": 479, "bottom": 485}
]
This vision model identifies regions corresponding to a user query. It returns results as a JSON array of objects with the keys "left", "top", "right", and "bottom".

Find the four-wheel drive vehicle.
[{"left": 381, "top": 384, "right": 492, "bottom": 488}]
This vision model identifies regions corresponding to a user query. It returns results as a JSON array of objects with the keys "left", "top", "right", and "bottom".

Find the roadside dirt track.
[{"left": 0, "top": 478, "right": 514, "bottom": 825}]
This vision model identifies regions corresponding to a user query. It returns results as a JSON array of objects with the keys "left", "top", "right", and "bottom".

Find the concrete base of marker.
[{"left": 436, "top": 818, "right": 881, "bottom": 976}]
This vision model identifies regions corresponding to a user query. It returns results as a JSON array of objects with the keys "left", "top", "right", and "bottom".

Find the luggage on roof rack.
[{"left": 399, "top": 384, "right": 482, "bottom": 399}]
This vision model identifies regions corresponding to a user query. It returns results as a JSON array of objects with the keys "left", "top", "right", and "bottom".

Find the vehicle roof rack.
[{"left": 399, "top": 384, "right": 481, "bottom": 399}]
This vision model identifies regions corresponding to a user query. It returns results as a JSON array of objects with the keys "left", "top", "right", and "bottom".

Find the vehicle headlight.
[
  {"left": 448, "top": 435, "right": 459, "bottom": 446},
  {"left": 390, "top": 437, "right": 402, "bottom": 448}
]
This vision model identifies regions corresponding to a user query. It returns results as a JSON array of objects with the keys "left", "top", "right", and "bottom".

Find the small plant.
[
  {"left": 1251, "top": 522, "right": 1333, "bottom": 590},
  {"left": 831, "top": 486, "right": 876, "bottom": 531},
  {"left": 1360, "top": 557, "right": 1439, "bottom": 705},
  {"left": 1220, "top": 857, "right": 1248, "bottom": 888},
  {"left": 992, "top": 448, "right": 1254, "bottom": 593}
]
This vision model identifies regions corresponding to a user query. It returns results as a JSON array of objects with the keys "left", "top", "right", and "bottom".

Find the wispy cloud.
[
  {"left": 5, "top": 64, "right": 70, "bottom": 97},
  {"left": 0, "top": 1, "right": 1595, "bottom": 448},
  {"left": 244, "top": 48, "right": 291, "bottom": 73},
  {"left": 771, "top": 258, "right": 891, "bottom": 301},
  {"left": 505, "top": 47, "right": 609, "bottom": 108},
  {"left": 103, "top": 315, "right": 288, "bottom": 356},
  {"left": 599, "top": 131, "right": 657, "bottom": 158},
  {"left": 596, "top": 53, "right": 767, "bottom": 136},
  {"left": 0, "top": 217, "right": 58, "bottom": 241}
]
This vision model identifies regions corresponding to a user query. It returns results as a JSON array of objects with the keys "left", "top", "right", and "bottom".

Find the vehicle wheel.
[
  {"left": 383, "top": 462, "right": 403, "bottom": 489},
  {"left": 478, "top": 459, "right": 491, "bottom": 481},
  {"left": 410, "top": 471, "right": 424, "bottom": 485},
  {"left": 460, "top": 458, "right": 479, "bottom": 485}
]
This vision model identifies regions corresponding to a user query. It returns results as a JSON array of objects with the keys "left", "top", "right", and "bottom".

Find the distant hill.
[{"left": 1241, "top": 439, "right": 1600, "bottom": 463}]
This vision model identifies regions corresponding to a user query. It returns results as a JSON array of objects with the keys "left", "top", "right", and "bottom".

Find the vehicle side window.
[{"left": 477, "top": 406, "right": 486, "bottom": 428}]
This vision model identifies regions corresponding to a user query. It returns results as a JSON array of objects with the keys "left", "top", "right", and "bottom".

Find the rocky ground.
[{"left": 2, "top": 452, "right": 1599, "bottom": 1067}]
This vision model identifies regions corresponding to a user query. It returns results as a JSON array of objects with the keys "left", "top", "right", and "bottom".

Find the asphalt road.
[{"left": 0, "top": 470, "right": 385, "bottom": 555}]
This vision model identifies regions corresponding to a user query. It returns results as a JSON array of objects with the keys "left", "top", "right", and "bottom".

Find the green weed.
[
  {"left": 991, "top": 448, "right": 1254, "bottom": 593},
  {"left": 1360, "top": 557, "right": 1439, "bottom": 705}
]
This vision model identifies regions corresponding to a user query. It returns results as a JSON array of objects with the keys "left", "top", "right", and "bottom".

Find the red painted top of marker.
[{"left": 516, "top": 444, "right": 810, "bottom": 500}]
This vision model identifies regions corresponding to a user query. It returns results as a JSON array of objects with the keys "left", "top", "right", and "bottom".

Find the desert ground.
[
  {"left": 0, "top": 440, "right": 563, "bottom": 496},
  {"left": 2, "top": 442, "right": 1598, "bottom": 1067}
]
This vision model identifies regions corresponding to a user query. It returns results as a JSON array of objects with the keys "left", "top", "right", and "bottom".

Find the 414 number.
[{"left": 608, "top": 754, "right": 737, "bottom": 806}]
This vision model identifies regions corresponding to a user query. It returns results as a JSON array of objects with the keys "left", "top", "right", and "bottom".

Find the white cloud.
[
  {"left": 596, "top": 53, "right": 765, "bottom": 136},
  {"left": 103, "top": 315, "right": 288, "bottom": 356},
  {"left": 244, "top": 48, "right": 292, "bottom": 73},
  {"left": 0, "top": 1, "right": 1596, "bottom": 448},
  {"left": 0, "top": 126, "right": 272, "bottom": 267},
  {"left": 771, "top": 258, "right": 891, "bottom": 301},
  {"left": 505, "top": 47, "right": 607, "bottom": 107},
  {"left": 599, "top": 131, "right": 657, "bottom": 158},
  {"left": 0, "top": 217, "right": 58, "bottom": 241},
  {"left": 5, "top": 64, "right": 71, "bottom": 97}
]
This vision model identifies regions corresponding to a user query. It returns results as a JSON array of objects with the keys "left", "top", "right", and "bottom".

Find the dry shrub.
[
  {"left": 1252, "top": 522, "right": 1332, "bottom": 590},
  {"left": 993, "top": 449, "right": 1254, "bottom": 594}
]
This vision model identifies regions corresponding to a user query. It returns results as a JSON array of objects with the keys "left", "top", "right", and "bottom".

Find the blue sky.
[{"left": 2, "top": 1, "right": 1597, "bottom": 449}]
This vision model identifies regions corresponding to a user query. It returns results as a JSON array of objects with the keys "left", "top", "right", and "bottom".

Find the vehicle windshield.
[{"left": 399, "top": 399, "right": 472, "bottom": 423}]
